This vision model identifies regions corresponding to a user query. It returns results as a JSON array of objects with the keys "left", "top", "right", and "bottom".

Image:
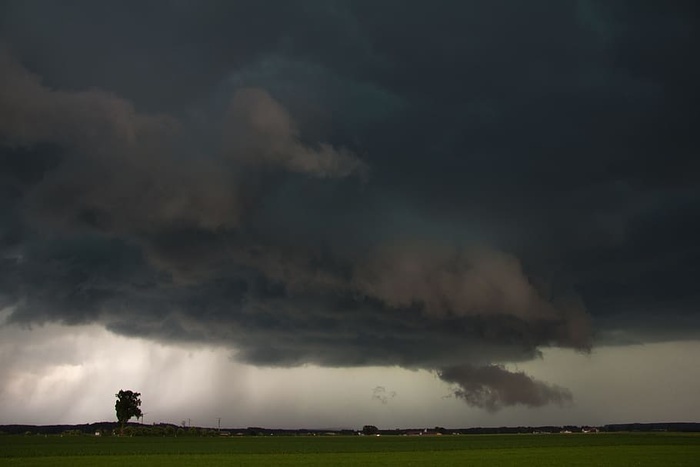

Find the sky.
[{"left": 0, "top": 0, "right": 699, "bottom": 429}]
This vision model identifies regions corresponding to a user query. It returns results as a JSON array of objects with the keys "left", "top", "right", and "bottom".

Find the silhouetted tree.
[
  {"left": 362, "top": 425, "right": 379, "bottom": 435},
  {"left": 115, "top": 390, "right": 142, "bottom": 435}
]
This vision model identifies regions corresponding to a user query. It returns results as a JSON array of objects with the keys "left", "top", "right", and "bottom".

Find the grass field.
[{"left": 2, "top": 432, "right": 699, "bottom": 466}]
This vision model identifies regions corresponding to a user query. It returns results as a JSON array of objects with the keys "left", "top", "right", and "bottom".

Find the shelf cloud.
[{"left": 1, "top": 1, "right": 698, "bottom": 415}]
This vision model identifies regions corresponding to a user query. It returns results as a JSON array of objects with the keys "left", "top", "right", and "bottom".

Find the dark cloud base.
[
  {"left": 1, "top": 1, "right": 699, "bottom": 410},
  {"left": 439, "top": 364, "right": 573, "bottom": 412}
]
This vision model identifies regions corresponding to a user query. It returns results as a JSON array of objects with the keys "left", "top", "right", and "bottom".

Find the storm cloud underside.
[{"left": 1, "top": 1, "right": 699, "bottom": 411}]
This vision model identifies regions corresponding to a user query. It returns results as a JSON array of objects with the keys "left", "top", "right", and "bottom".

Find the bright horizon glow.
[{"left": 1, "top": 322, "right": 698, "bottom": 429}]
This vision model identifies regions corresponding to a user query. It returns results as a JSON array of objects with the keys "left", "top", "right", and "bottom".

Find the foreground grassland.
[{"left": 2, "top": 432, "right": 699, "bottom": 466}]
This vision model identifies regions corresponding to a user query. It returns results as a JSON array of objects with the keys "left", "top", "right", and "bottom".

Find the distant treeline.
[
  {"left": 0, "top": 423, "right": 215, "bottom": 437},
  {"left": 602, "top": 422, "right": 700, "bottom": 433},
  {"left": 1, "top": 422, "right": 699, "bottom": 436}
]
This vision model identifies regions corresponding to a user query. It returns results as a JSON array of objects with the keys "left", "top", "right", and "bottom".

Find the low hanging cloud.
[
  {"left": 1, "top": 44, "right": 587, "bottom": 412},
  {"left": 352, "top": 242, "right": 591, "bottom": 350},
  {"left": 1, "top": 1, "right": 698, "bottom": 423},
  {"left": 438, "top": 364, "right": 573, "bottom": 411}
]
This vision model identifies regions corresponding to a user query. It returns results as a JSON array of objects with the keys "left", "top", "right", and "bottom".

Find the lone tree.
[{"left": 115, "top": 390, "right": 142, "bottom": 434}]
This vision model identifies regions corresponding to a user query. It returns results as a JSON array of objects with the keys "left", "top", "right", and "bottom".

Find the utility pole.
[{"left": 217, "top": 418, "right": 221, "bottom": 432}]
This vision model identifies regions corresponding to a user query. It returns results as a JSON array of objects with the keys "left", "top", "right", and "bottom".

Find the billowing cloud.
[
  {"left": 0, "top": 46, "right": 588, "bottom": 383},
  {"left": 224, "top": 87, "right": 367, "bottom": 179},
  {"left": 1, "top": 1, "right": 699, "bottom": 422},
  {"left": 439, "top": 364, "right": 573, "bottom": 411},
  {"left": 353, "top": 243, "right": 590, "bottom": 349},
  {"left": 0, "top": 46, "right": 240, "bottom": 235},
  {"left": 0, "top": 47, "right": 174, "bottom": 149}
]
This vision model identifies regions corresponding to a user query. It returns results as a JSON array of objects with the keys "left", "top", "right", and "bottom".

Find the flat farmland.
[{"left": 2, "top": 432, "right": 699, "bottom": 466}]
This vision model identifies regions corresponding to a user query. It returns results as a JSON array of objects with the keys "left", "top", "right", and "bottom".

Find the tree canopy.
[{"left": 115, "top": 390, "right": 142, "bottom": 433}]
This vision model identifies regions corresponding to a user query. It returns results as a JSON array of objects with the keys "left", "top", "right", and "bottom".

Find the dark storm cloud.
[
  {"left": 223, "top": 87, "right": 368, "bottom": 178},
  {"left": 1, "top": 1, "right": 699, "bottom": 410},
  {"left": 439, "top": 364, "right": 573, "bottom": 411}
]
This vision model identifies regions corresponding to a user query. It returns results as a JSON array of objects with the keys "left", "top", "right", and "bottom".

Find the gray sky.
[{"left": 1, "top": 0, "right": 699, "bottom": 428}]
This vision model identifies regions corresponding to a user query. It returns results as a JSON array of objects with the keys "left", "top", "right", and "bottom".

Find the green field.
[{"left": 2, "top": 433, "right": 699, "bottom": 466}]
